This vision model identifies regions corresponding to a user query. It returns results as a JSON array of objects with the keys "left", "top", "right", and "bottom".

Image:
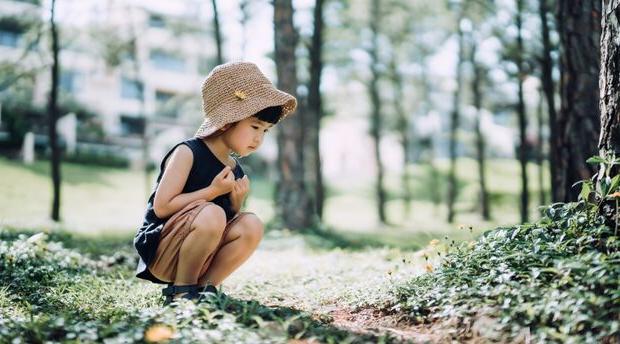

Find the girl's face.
[{"left": 222, "top": 116, "right": 274, "bottom": 157}]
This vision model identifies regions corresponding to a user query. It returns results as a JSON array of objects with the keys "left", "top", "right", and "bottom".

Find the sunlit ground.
[{"left": 0, "top": 156, "right": 549, "bottom": 244}]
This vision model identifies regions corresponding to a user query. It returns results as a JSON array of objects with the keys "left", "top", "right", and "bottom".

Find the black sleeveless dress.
[{"left": 133, "top": 137, "right": 245, "bottom": 284}]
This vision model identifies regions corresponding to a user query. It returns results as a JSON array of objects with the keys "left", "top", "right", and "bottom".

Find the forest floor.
[{"left": 1, "top": 226, "right": 475, "bottom": 343}]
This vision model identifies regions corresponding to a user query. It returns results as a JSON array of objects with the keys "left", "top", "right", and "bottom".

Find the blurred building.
[{"left": 0, "top": 0, "right": 216, "bottom": 164}]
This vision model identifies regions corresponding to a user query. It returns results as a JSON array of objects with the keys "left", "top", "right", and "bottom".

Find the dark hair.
[{"left": 253, "top": 106, "right": 283, "bottom": 124}]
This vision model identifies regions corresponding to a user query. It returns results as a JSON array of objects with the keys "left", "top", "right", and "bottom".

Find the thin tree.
[
  {"left": 211, "top": 0, "right": 223, "bottom": 64},
  {"left": 536, "top": 86, "right": 547, "bottom": 206},
  {"left": 389, "top": 54, "right": 412, "bottom": 219},
  {"left": 273, "top": 0, "right": 315, "bottom": 230},
  {"left": 555, "top": 0, "right": 601, "bottom": 202},
  {"left": 470, "top": 36, "right": 490, "bottom": 220},
  {"left": 537, "top": 0, "right": 558, "bottom": 201},
  {"left": 239, "top": 0, "right": 251, "bottom": 59},
  {"left": 47, "top": 0, "right": 61, "bottom": 221},
  {"left": 369, "top": 0, "right": 387, "bottom": 224},
  {"left": 307, "top": 0, "right": 325, "bottom": 220},
  {"left": 127, "top": 6, "right": 151, "bottom": 203},
  {"left": 515, "top": 0, "right": 529, "bottom": 223},
  {"left": 447, "top": 3, "right": 465, "bottom": 223}
]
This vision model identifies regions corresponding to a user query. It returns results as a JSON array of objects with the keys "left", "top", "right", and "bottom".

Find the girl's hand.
[
  {"left": 211, "top": 166, "right": 236, "bottom": 196},
  {"left": 230, "top": 175, "right": 250, "bottom": 212}
]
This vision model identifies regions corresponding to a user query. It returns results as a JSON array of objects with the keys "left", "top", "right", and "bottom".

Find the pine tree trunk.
[
  {"left": 555, "top": 0, "right": 601, "bottom": 202},
  {"left": 307, "top": 0, "right": 325, "bottom": 221},
  {"left": 447, "top": 7, "right": 465, "bottom": 223},
  {"left": 274, "top": 0, "right": 314, "bottom": 230},
  {"left": 599, "top": 0, "right": 620, "bottom": 157},
  {"left": 369, "top": 0, "right": 387, "bottom": 224},
  {"left": 598, "top": 0, "right": 620, "bottom": 231},
  {"left": 470, "top": 39, "right": 490, "bottom": 220},
  {"left": 537, "top": 87, "right": 547, "bottom": 206},
  {"left": 48, "top": 0, "right": 61, "bottom": 222},
  {"left": 538, "top": 0, "right": 558, "bottom": 202},
  {"left": 516, "top": 0, "right": 529, "bottom": 223},
  {"left": 389, "top": 56, "right": 412, "bottom": 219},
  {"left": 211, "top": 0, "right": 223, "bottom": 65}
]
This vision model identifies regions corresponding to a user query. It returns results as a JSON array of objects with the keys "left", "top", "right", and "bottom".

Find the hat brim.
[{"left": 195, "top": 85, "right": 297, "bottom": 139}]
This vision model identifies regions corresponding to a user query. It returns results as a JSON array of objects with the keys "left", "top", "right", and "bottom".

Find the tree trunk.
[
  {"left": 470, "top": 39, "right": 490, "bottom": 221},
  {"left": 538, "top": 0, "right": 558, "bottom": 202},
  {"left": 128, "top": 7, "right": 150, "bottom": 204},
  {"left": 516, "top": 0, "right": 529, "bottom": 223},
  {"left": 240, "top": 0, "right": 249, "bottom": 59},
  {"left": 48, "top": 0, "right": 61, "bottom": 222},
  {"left": 555, "top": 0, "right": 601, "bottom": 202},
  {"left": 447, "top": 7, "right": 465, "bottom": 223},
  {"left": 419, "top": 65, "right": 441, "bottom": 211},
  {"left": 598, "top": 0, "right": 620, "bottom": 157},
  {"left": 537, "top": 86, "right": 547, "bottom": 206},
  {"left": 274, "top": 0, "right": 315, "bottom": 230},
  {"left": 598, "top": 0, "right": 620, "bottom": 231},
  {"left": 369, "top": 0, "right": 387, "bottom": 224},
  {"left": 307, "top": 0, "right": 325, "bottom": 221},
  {"left": 211, "top": 0, "right": 224, "bottom": 65},
  {"left": 389, "top": 56, "right": 412, "bottom": 219}
]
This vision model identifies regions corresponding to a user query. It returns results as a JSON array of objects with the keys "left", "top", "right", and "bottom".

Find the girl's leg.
[
  {"left": 198, "top": 213, "right": 264, "bottom": 286},
  {"left": 174, "top": 204, "right": 228, "bottom": 285}
]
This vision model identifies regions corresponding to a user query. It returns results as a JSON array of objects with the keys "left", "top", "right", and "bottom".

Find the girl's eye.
[{"left": 251, "top": 126, "right": 259, "bottom": 130}]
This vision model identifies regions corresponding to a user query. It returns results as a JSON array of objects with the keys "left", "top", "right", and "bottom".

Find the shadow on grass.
[
  {"left": 1, "top": 157, "right": 121, "bottom": 187},
  {"left": 0, "top": 226, "right": 134, "bottom": 257},
  {"left": 198, "top": 293, "right": 396, "bottom": 343},
  {"left": 297, "top": 226, "right": 426, "bottom": 252}
]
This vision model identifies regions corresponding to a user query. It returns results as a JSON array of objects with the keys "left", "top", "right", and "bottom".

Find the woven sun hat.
[{"left": 194, "top": 61, "right": 298, "bottom": 138}]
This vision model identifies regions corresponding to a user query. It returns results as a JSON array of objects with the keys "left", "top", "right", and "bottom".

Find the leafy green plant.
[
  {"left": 391, "top": 154, "right": 620, "bottom": 343},
  {"left": 580, "top": 152, "right": 620, "bottom": 234}
]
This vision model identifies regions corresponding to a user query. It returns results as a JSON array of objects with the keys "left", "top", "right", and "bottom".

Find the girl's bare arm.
[{"left": 153, "top": 145, "right": 220, "bottom": 219}]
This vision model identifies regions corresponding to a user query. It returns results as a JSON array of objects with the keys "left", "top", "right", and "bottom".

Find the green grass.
[
  {"left": 0, "top": 227, "right": 427, "bottom": 343},
  {"left": 0, "top": 156, "right": 549, "bottom": 252}
]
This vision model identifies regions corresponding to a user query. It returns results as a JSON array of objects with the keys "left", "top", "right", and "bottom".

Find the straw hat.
[{"left": 194, "top": 61, "right": 298, "bottom": 138}]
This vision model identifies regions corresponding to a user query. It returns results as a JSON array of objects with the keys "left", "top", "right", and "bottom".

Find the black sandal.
[{"left": 161, "top": 284, "right": 219, "bottom": 306}]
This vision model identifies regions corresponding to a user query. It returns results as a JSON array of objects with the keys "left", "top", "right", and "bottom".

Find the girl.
[{"left": 133, "top": 62, "right": 297, "bottom": 305}]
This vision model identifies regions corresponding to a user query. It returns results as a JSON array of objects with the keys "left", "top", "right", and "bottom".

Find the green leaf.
[
  {"left": 586, "top": 156, "right": 605, "bottom": 164},
  {"left": 579, "top": 181, "right": 591, "bottom": 201},
  {"left": 609, "top": 175, "right": 620, "bottom": 194}
]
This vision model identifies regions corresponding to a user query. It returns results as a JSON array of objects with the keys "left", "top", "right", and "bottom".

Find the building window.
[
  {"left": 119, "top": 114, "right": 144, "bottom": 136},
  {"left": 0, "top": 30, "right": 20, "bottom": 47},
  {"left": 155, "top": 90, "right": 177, "bottom": 118},
  {"left": 121, "top": 77, "right": 143, "bottom": 100},
  {"left": 150, "top": 50, "right": 185, "bottom": 72},
  {"left": 149, "top": 14, "right": 166, "bottom": 28}
]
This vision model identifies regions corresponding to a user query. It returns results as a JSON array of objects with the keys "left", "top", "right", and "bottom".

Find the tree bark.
[
  {"left": 48, "top": 0, "right": 61, "bottom": 222},
  {"left": 274, "top": 0, "right": 315, "bottom": 230},
  {"left": 556, "top": 0, "right": 601, "bottom": 202},
  {"left": 470, "top": 39, "right": 490, "bottom": 221},
  {"left": 598, "top": 0, "right": 620, "bottom": 157},
  {"left": 307, "top": 0, "right": 325, "bottom": 221},
  {"left": 537, "top": 86, "right": 547, "bottom": 206},
  {"left": 369, "top": 0, "right": 387, "bottom": 224},
  {"left": 211, "top": 0, "right": 224, "bottom": 64},
  {"left": 389, "top": 56, "right": 412, "bottom": 219},
  {"left": 538, "top": 0, "right": 558, "bottom": 202},
  {"left": 447, "top": 7, "right": 465, "bottom": 223},
  {"left": 516, "top": 0, "right": 529, "bottom": 223},
  {"left": 598, "top": 0, "right": 620, "bottom": 231}
]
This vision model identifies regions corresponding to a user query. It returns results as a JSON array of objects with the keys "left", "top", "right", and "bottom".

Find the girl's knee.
[
  {"left": 238, "top": 214, "right": 264, "bottom": 244},
  {"left": 191, "top": 204, "right": 227, "bottom": 238}
]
